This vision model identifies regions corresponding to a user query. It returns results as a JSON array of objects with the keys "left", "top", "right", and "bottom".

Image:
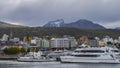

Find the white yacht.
[
  {"left": 60, "top": 47, "right": 120, "bottom": 63},
  {"left": 108, "top": 46, "right": 120, "bottom": 60},
  {"left": 17, "top": 51, "right": 54, "bottom": 62}
]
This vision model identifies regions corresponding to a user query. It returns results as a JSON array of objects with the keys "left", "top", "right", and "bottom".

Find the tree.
[
  {"left": 107, "top": 41, "right": 113, "bottom": 45},
  {"left": 3, "top": 47, "right": 20, "bottom": 55},
  {"left": 3, "top": 48, "right": 8, "bottom": 54},
  {"left": 27, "top": 48, "right": 30, "bottom": 52},
  {"left": 20, "top": 48, "right": 26, "bottom": 53}
]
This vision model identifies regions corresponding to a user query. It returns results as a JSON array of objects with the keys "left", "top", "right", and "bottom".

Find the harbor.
[
  {"left": 0, "top": 0, "right": 120, "bottom": 68},
  {"left": 0, "top": 45, "right": 120, "bottom": 64}
]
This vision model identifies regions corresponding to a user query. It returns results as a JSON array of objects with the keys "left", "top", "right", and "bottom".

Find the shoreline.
[
  {"left": 0, "top": 58, "right": 17, "bottom": 60},
  {"left": 0, "top": 54, "right": 19, "bottom": 60}
]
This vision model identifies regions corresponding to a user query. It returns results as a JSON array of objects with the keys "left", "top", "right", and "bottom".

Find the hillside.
[
  {"left": 63, "top": 19, "right": 105, "bottom": 29},
  {"left": 115, "top": 27, "right": 120, "bottom": 30},
  {"left": 0, "top": 27, "right": 120, "bottom": 39},
  {"left": 0, "top": 21, "right": 23, "bottom": 28}
]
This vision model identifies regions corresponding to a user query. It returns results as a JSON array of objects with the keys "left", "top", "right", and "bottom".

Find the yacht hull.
[
  {"left": 17, "top": 57, "right": 55, "bottom": 62},
  {"left": 17, "top": 59, "right": 54, "bottom": 62},
  {"left": 60, "top": 56, "right": 120, "bottom": 64}
]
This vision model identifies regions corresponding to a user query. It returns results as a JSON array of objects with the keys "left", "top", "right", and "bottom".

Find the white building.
[
  {"left": 51, "top": 37, "right": 76, "bottom": 48},
  {"left": 1, "top": 34, "right": 9, "bottom": 41},
  {"left": 31, "top": 39, "right": 37, "bottom": 44},
  {"left": 102, "top": 36, "right": 113, "bottom": 44},
  {"left": 95, "top": 37, "right": 100, "bottom": 41},
  {"left": 13, "top": 37, "right": 20, "bottom": 42},
  {"left": 51, "top": 38, "right": 69, "bottom": 48},
  {"left": 31, "top": 37, "right": 39, "bottom": 44},
  {"left": 36, "top": 38, "right": 50, "bottom": 48},
  {"left": 118, "top": 36, "right": 120, "bottom": 43},
  {"left": 68, "top": 37, "right": 77, "bottom": 48},
  {"left": 90, "top": 40, "right": 98, "bottom": 47},
  {"left": 114, "top": 39, "right": 119, "bottom": 43}
]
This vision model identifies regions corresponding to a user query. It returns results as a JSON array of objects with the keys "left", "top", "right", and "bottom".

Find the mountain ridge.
[
  {"left": 115, "top": 27, "right": 120, "bottom": 30},
  {"left": 43, "top": 19, "right": 105, "bottom": 29}
]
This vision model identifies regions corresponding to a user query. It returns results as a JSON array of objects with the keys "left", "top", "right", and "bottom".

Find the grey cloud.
[{"left": 0, "top": 0, "right": 120, "bottom": 28}]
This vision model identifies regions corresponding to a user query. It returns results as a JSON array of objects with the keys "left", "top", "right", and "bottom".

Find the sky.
[{"left": 0, "top": 0, "right": 120, "bottom": 28}]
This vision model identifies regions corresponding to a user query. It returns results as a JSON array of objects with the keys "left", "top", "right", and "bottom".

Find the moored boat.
[
  {"left": 17, "top": 51, "right": 55, "bottom": 62},
  {"left": 47, "top": 50, "right": 71, "bottom": 61},
  {"left": 108, "top": 46, "right": 120, "bottom": 61},
  {"left": 60, "top": 47, "right": 120, "bottom": 63}
]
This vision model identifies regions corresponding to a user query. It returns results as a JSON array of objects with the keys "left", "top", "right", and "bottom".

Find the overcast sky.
[{"left": 0, "top": 0, "right": 120, "bottom": 28}]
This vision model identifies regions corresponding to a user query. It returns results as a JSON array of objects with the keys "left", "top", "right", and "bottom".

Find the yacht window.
[
  {"left": 106, "top": 50, "right": 109, "bottom": 52},
  {"left": 111, "top": 50, "right": 119, "bottom": 52},
  {"left": 74, "top": 51, "right": 80, "bottom": 53},
  {"left": 80, "top": 50, "right": 105, "bottom": 53},
  {"left": 73, "top": 55, "right": 100, "bottom": 57}
]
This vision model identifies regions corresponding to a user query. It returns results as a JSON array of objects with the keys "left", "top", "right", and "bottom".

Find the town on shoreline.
[{"left": 0, "top": 34, "right": 120, "bottom": 59}]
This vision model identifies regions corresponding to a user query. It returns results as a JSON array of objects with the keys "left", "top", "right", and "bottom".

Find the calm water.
[{"left": 0, "top": 60, "right": 120, "bottom": 68}]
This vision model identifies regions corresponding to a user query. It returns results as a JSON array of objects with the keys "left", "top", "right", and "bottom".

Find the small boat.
[
  {"left": 47, "top": 50, "right": 71, "bottom": 61},
  {"left": 60, "top": 46, "right": 120, "bottom": 63},
  {"left": 17, "top": 51, "right": 54, "bottom": 62}
]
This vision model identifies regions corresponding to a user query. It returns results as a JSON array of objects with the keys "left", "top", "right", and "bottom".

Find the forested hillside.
[{"left": 0, "top": 27, "right": 120, "bottom": 40}]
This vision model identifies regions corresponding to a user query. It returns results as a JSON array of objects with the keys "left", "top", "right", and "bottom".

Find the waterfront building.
[
  {"left": 95, "top": 37, "right": 100, "bottom": 41},
  {"left": 23, "top": 36, "right": 32, "bottom": 42},
  {"left": 36, "top": 38, "right": 50, "bottom": 48},
  {"left": 114, "top": 39, "right": 119, "bottom": 44},
  {"left": 118, "top": 36, "right": 120, "bottom": 43},
  {"left": 51, "top": 38, "right": 69, "bottom": 48},
  {"left": 51, "top": 37, "right": 76, "bottom": 49},
  {"left": 67, "top": 37, "right": 77, "bottom": 48},
  {"left": 89, "top": 38, "right": 99, "bottom": 47},
  {"left": 31, "top": 37, "right": 40, "bottom": 45},
  {"left": 98, "top": 40, "right": 105, "bottom": 47},
  {"left": 13, "top": 37, "right": 20, "bottom": 42},
  {"left": 21, "top": 41, "right": 30, "bottom": 49},
  {"left": 1, "top": 34, "right": 9, "bottom": 41},
  {"left": 79, "top": 36, "right": 89, "bottom": 45},
  {"left": 30, "top": 37, "right": 50, "bottom": 50},
  {"left": 31, "top": 39, "right": 37, "bottom": 44},
  {"left": 102, "top": 36, "right": 114, "bottom": 44},
  {"left": 102, "top": 36, "right": 110, "bottom": 43}
]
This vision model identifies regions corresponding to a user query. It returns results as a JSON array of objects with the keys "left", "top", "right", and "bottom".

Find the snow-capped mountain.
[
  {"left": 43, "top": 19, "right": 64, "bottom": 27},
  {"left": 43, "top": 19, "right": 105, "bottom": 29}
]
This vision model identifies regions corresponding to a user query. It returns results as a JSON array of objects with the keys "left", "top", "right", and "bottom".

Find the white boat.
[
  {"left": 17, "top": 51, "right": 54, "bottom": 62},
  {"left": 47, "top": 50, "right": 71, "bottom": 61},
  {"left": 60, "top": 47, "right": 120, "bottom": 63}
]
